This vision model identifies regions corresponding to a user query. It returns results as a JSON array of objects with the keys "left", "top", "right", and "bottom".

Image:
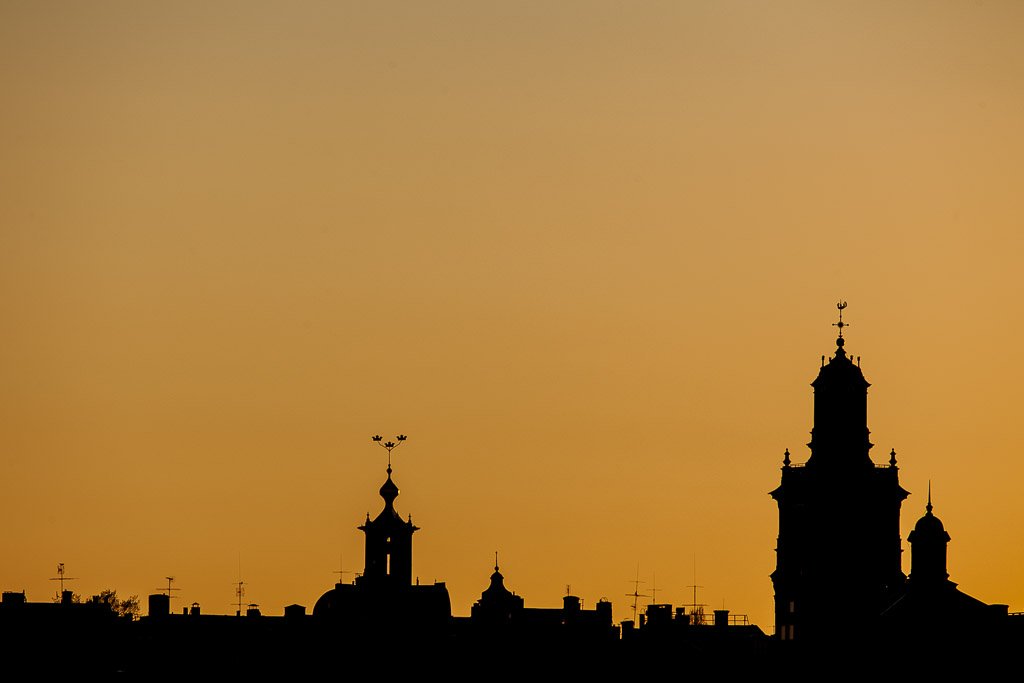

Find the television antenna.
[
  {"left": 234, "top": 580, "right": 246, "bottom": 616},
  {"left": 333, "top": 553, "right": 355, "bottom": 585},
  {"left": 625, "top": 565, "right": 648, "bottom": 622},
  {"left": 157, "top": 576, "right": 180, "bottom": 604},
  {"left": 685, "top": 557, "right": 706, "bottom": 625},
  {"left": 49, "top": 563, "right": 78, "bottom": 595},
  {"left": 650, "top": 572, "right": 663, "bottom": 605}
]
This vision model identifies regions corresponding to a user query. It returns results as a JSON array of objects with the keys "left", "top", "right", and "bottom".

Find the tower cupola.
[
  {"left": 807, "top": 302, "right": 873, "bottom": 467},
  {"left": 908, "top": 485, "right": 951, "bottom": 584}
]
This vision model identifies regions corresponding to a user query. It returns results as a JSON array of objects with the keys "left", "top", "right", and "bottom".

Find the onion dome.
[{"left": 379, "top": 466, "right": 399, "bottom": 505}]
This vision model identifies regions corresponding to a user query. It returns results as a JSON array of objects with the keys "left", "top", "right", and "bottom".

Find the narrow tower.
[
  {"left": 770, "top": 304, "right": 909, "bottom": 643},
  {"left": 357, "top": 435, "right": 417, "bottom": 587}
]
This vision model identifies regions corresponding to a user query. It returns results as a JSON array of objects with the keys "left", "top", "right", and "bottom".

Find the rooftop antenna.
[
  {"left": 372, "top": 433, "right": 407, "bottom": 473},
  {"left": 625, "top": 565, "right": 648, "bottom": 623},
  {"left": 650, "top": 573, "right": 661, "bottom": 606},
  {"left": 49, "top": 563, "right": 78, "bottom": 595},
  {"left": 234, "top": 580, "right": 245, "bottom": 616},
  {"left": 685, "top": 556, "right": 706, "bottom": 625},
  {"left": 158, "top": 576, "right": 180, "bottom": 605},
  {"left": 333, "top": 553, "right": 354, "bottom": 585}
]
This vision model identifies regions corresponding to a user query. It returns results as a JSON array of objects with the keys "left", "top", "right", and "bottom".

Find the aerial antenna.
[
  {"left": 158, "top": 576, "right": 180, "bottom": 605},
  {"left": 372, "top": 433, "right": 407, "bottom": 471},
  {"left": 625, "top": 565, "right": 648, "bottom": 623},
  {"left": 234, "top": 580, "right": 246, "bottom": 616},
  {"left": 49, "top": 563, "right": 78, "bottom": 596},
  {"left": 685, "top": 556, "right": 706, "bottom": 625},
  {"left": 650, "top": 573, "right": 661, "bottom": 605},
  {"left": 333, "top": 553, "right": 354, "bottom": 585},
  {"left": 234, "top": 555, "right": 246, "bottom": 616}
]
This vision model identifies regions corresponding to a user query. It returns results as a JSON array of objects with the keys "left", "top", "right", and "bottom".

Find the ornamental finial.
[
  {"left": 833, "top": 301, "right": 849, "bottom": 344},
  {"left": 373, "top": 433, "right": 408, "bottom": 470}
]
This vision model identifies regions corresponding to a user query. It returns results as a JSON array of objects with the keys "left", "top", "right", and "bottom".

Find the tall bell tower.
[
  {"left": 357, "top": 435, "right": 418, "bottom": 588},
  {"left": 770, "top": 304, "right": 909, "bottom": 643}
]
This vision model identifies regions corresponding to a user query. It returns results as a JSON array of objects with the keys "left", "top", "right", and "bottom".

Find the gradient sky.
[{"left": 2, "top": 1, "right": 1023, "bottom": 629}]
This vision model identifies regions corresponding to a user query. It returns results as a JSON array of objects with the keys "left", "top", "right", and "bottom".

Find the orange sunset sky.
[{"left": 2, "top": 2, "right": 1023, "bottom": 631}]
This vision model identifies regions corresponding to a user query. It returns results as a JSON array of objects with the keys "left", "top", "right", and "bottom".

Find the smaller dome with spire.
[
  {"left": 481, "top": 554, "right": 513, "bottom": 602},
  {"left": 910, "top": 491, "right": 949, "bottom": 541}
]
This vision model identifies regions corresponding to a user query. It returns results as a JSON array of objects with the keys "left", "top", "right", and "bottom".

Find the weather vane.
[
  {"left": 372, "top": 433, "right": 407, "bottom": 470},
  {"left": 833, "top": 301, "right": 848, "bottom": 338}
]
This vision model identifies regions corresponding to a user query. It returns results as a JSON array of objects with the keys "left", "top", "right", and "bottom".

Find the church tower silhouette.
[
  {"left": 770, "top": 304, "right": 909, "bottom": 643},
  {"left": 356, "top": 463, "right": 418, "bottom": 588},
  {"left": 312, "top": 436, "right": 451, "bottom": 633}
]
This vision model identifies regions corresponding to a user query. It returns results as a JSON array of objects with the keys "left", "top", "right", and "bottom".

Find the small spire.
[
  {"left": 889, "top": 448, "right": 897, "bottom": 467},
  {"left": 783, "top": 448, "right": 791, "bottom": 467},
  {"left": 926, "top": 481, "right": 933, "bottom": 514},
  {"left": 494, "top": 551, "right": 499, "bottom": 573},
  {"left": 833, "top": 301, "right": 849, "bottom": 338},
  {"left": 832, "top": 301, "right": 849, "bottom": 355}
]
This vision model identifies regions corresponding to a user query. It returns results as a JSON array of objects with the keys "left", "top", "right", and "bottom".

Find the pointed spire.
[
  {"left": 926, "top": 481, "right": 933, "bottom": 514},
  {"left": 495, "top": 551, "right": 499, "bottom": 573}
]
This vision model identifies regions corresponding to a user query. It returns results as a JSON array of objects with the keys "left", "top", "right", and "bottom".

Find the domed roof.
[
  {"left": 482, "top": 566, "right": 511, "bottom": 598},
  {"left": 909, "top": 488, "right": 950, "bottom": 544},
  {"left": 912, "top": 508, "right": 946, "bottom": 535},
  {"left": 812, "top": 337, "right": 870, "bottom": 389},
  {"left": 379, "top": 467, "right": 399, "bottom": 502},
  {"left": 368, "top": 466, "right": 407, "bottom": 524}
]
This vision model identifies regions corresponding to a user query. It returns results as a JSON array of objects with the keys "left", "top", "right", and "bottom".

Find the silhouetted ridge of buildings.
[{"left": 3, "top": 308, "right": 1021, "bottom": 672}]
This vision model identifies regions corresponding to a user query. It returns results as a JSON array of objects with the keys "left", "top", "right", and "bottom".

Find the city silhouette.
[{"left": 2, "top": 305, "right": 1018, "bottom": 673}]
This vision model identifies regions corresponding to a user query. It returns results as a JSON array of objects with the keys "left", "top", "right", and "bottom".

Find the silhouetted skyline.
[{"left": 2, "top": 3, "right": 1023, "bottom": 630}]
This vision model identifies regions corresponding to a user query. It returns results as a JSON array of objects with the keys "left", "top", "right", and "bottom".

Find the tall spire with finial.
[
  {"left": 359, "top": 433, "right": 418, "bottom": 585},
  {"left": 832, "top": 300, "right": 849, "bottom": 356},
  {"left": 807, "top": 301, "right": 873, "bottom": 467},
  {"left": 371, "top": 434, "right": 408, "bottom": 512},
  {"left": 926, "top": 480, "right": 933, "bottom": 514}
]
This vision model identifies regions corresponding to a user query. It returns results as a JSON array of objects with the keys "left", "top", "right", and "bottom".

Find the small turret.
[{"left": 908, "top": 484, "right": 951, "bottom": 584}]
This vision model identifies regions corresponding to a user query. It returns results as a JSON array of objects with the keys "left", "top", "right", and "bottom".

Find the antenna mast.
[
  {"left": 157, "top": 576, "right": 180, "bottom": 609},
  {"left": 333, "top": 553, "right": 354, "bottom": 585},
  {"left": 625, "top": 565, "right": 648, "bottom": 623},
  {"left": 234, "top": 580, "right": 245, "bottom": 616},
  {"left": 49, "top": 563, "right": 78, "bottom": 599},
  {"left": 685, "top": 557, "right": 706, "bottom": 625}
]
